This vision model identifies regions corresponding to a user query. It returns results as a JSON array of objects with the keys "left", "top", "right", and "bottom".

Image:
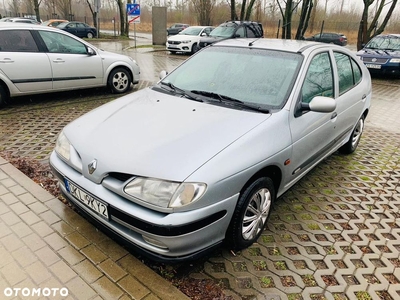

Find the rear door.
[
  {"left": 0, "top": 29, "right": 52, "bottom": 92},
  {"left": 37, "top": 30, "right": 103, "bottom": 90},
  {"left": 331, "top": 51, "right": 369, "bottom": 142}
]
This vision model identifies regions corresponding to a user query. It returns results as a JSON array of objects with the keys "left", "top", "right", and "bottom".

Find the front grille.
[
  {"left": 362, "top": 57, "right": 389, "bottom": 64},
  {"left": 107, "top": 172, "right": 134, "bottom": 182},
  {"left": 168, "top": 41, "right": 181, "bottom": 45}
]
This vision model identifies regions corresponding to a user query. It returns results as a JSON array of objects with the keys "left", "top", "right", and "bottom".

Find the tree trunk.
[
  {"left": 33, "top": 0, "right": 41, "bottom": 22},
  {"left": 295, "top": 0, "right": 313, "bottom": 40},
  {"left": 231, "top": 0, "right": 236, "bottom": 20}
]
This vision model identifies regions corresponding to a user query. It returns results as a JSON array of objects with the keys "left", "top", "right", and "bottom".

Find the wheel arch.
[
  {"left": 240, "top": 165, "right": 282, "bottom": 200},
  {"left": 106, "top": 65, "right": 134, "bottom": 84},
  {"left": 0, "top": 79, "right": 10, "bottom": 106}
]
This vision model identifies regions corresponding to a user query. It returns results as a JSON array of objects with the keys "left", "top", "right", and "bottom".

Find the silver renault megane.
[{"left": 50, "top": 38, "right": 372, "bottom": 261}]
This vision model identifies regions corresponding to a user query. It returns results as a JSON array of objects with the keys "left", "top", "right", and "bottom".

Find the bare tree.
[
  {"left": 357, "top": 0, "right": 398, "bottom": 50},
  {"left": 277, "top": 0, "right": 301, "bottom": 39},
  {"left": 229, "top": 0, "right": 258, "bottom": 21},
  {"left": 55, "top": 0, "right": 71, "bottom": 19},
  {"left": 33, "top": 0, "right": 42, "bottom": 22},
  {"left": 9, "top": 0, "right": 20, "bottom": 16},
  {"left": 192, "top": 0, "right": 215, "bottom": 25},
  {"left": 309, "top": 0, "right": 319, "bottom": 32},
  {"left": 295, "top": 0, "right": 313, "bottom": 39}
]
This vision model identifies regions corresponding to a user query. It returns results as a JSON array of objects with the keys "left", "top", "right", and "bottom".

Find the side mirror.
[
  {"left": 87, "top": 47, "right": 96, "bottom": 55},
  {"left": 295, "top": 96, "right": 336, "bottom": 117},
  {"left": 159, "top": 70, "right": 168, "bottom": 80},
  {"left": 304, "top": 96, "right": 336, "bottom": 112}
]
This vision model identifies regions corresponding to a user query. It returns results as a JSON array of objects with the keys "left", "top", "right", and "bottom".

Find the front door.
[
  {"left": 37, "top": 30, "right": 103, "bottom": 90},
  {"left": 286, "top": 51, "right": 337, "bottom": 188}
]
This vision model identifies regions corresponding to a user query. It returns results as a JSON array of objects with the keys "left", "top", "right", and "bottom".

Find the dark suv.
[{"left": 198, "top": 21, "right": 263, "bottom": 49}]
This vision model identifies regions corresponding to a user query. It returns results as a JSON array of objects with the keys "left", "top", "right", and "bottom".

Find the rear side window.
[
  {"left": 0, "top": 30, "right": 38, "bottom": 52},
  {"left": 334, "top": 52, "right": 362, "bottom": 95}
]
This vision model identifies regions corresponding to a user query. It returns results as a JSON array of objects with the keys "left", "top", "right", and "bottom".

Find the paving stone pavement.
[{"left": 0, "top": 43, "right": 400, "bottom": 300}]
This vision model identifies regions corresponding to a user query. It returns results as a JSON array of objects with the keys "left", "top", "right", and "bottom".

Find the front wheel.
[
  {"left": 108, "top": 68, "right": 132, "bottom": 94},
  {"left": 226, "top": 177, "right": 275, "bottom": 251},
  {"left": 87, "top": 32, "right": 94, "bottom": 38},
  {"left": 190, "top": 43, "right": 198, "bottom": 54},
  {"left": 339, "top": 116, "right": 364, "bottom": 154}
]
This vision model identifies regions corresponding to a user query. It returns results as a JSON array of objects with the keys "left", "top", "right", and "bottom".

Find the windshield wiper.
[
  {"left": 159, "top": 82, "right": 203, "bottom": 102},
  {"left": 190, "top": 90, "right": 269, "bottom": 113}
]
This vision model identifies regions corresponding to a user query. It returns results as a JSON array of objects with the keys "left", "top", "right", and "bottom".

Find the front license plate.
[
  {"left": 64, "top": 179, "right": 109, "bottom": 219},
  {"left": 365, "top": 64, "right": 381, "bottom": 69}
]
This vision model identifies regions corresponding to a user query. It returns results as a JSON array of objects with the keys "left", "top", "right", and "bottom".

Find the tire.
[
  {"left": 190, "top": 43, "right": 198, "bottom": 55},
  {"left": 226, "top": 177, "right": 275, "bottom": 251},
  {"left": 87, "top": 32, "right": 94, "bottom": 38},
  {"left": 108, "top": 68, "right": 132, "bottom": 94},
  {"left": 0, "top": 84, "right": 8, "bottom": 108},
  {"left": 339, "top": 116, "right": 364, "bottom": 154}
]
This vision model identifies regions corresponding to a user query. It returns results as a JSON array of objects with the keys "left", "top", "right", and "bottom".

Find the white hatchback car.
[
  {"left": 166, "top": 26, "right": 214, "bottom": 54},
  {"left": 0, "top": 23, "right": 140, "bottom": 107}
]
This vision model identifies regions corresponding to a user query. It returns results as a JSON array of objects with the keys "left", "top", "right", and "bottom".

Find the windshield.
[
  {"left": 179, "top": 27, "right": 202, "bottom": 36},
  {"left": 210, "top": 25, "right": 236, "bottom": 38},
  {"left": 160, "top": 46, "right": 302, "bottom": 109},
  {"left": 365, "top": 35, "right": 400, "bottom": 50}
]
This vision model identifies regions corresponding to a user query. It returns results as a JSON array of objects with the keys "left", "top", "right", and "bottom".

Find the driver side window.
[
  {"left": 38, "top": 31, "right": 88, "bottom": 54},
  {"left": 301, "top": 52, "right": 334, "bottom": 104}
]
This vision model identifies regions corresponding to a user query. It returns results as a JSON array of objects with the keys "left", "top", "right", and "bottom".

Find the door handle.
[
  {"left": 0, "top": 58, "right": 14, "bottom": 63},
  {"left": 331, "top": 112, "right": 337, "bottom": 119},
  {"left": 362, "top": 94, "right": 367, "bottom": 101}
]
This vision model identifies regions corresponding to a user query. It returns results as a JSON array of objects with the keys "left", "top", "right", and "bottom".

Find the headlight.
[
  {"left": 181, "top": 40, "right": 191, "bottom": 44},
  {"left": 124, "top": 177, "right": 206, "bottom": 208},
  {"left": 55, "top": 131, "right": 71, "bottom": 161},
  {"left": 389, "top": 58, "right": 400, "bottom": 63}
]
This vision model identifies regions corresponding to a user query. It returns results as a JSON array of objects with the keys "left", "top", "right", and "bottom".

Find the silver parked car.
[
  {"left": 0, "top": 23, "right": 140, "bottom": 107},
  {"left": 50, "top": 38, "right": 372, "bottom": 261}
]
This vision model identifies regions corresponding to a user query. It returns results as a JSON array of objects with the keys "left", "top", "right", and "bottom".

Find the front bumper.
[
  {"left": 49, "top": 151, "right": 238, "bottom": 262},
  {"left": 166, "top": 44, "right": 191, "bottom": 53}
]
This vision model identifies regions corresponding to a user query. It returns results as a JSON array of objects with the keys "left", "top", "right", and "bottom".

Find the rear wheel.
[
  {"left": 0, "top": 85, "right": 8, "bottom": 108},
  {"left": 339, "top": 116, "right": 364, "bottom": 154},
  {"left": 226, "top": 177, "right": 274, "bottom": 251},
  {"left": 108, "top": 68, "right": 132, "bottom": 94}
]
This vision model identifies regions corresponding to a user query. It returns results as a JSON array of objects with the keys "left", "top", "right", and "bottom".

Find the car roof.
[
  {"left": 185, "top": 26, "right": 212, "bottom": 29},
  {"left": 375, "top": 33, "right": 400, "bottom": 38},
  {"left": 0, "top": 22, "right": 41, "bottom": 28},
  {"left": 211, "top": 38, "right": 336, "bottom": 53}
]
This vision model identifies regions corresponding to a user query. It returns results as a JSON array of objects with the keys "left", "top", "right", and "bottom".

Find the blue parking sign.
[{"left": 127, "top": 3, "right": 140, "bottom": 16}]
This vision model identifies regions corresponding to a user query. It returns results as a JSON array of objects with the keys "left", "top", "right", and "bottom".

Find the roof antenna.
[{"left": 249, "top": 37, "right": 261, "bottom": 46}]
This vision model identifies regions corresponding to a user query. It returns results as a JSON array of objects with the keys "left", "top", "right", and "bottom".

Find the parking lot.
[{"left": 1, "top": 41, "right": 400, "bottom": 299}]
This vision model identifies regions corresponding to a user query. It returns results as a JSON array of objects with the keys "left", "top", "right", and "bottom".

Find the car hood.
[
  {"left": 357, "top": 48, "right": 400, "bottom": 57},
  {"left": 200, "top": 36, "right": 226, "bottom": 44},
  {"left": 64, "top": 88, "right": 270, "bottom": 182},
  {"left": 168, "top": 34, "right": 200, "bottom": 41}
]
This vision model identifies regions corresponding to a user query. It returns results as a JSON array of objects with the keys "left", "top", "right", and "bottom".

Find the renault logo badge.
[{"left": 88, "top": 159, "right": 97, "bottom": 174}]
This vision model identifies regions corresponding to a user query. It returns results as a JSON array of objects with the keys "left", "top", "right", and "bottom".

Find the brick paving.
[{"left": 1, "top": 42, "right": 400, "bottom": 300}]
